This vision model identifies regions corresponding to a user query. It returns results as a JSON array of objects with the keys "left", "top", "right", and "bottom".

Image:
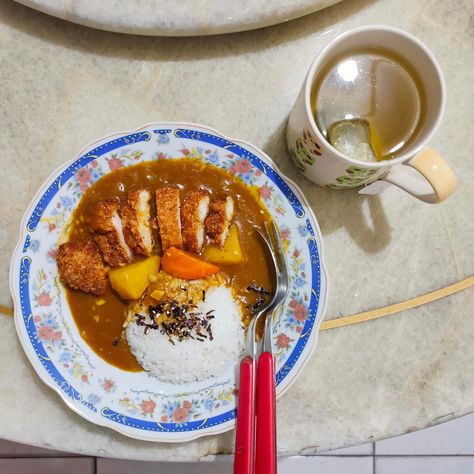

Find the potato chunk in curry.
[
  {"left": 109, "top": 255, "right": 160, "bottom": 300},
  {"left": 203, "top": 225, "right": 245, "bottom": 265}
]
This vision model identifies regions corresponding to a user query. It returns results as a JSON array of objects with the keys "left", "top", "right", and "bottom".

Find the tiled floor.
[{"left": 2, "top": 413, "right": 474, "bottom": 473}]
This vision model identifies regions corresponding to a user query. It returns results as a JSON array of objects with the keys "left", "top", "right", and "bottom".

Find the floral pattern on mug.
[
  {"left": 289, "top": 130, "right": 322, "bottom": 172},
  {"left": 302, "top": 129, "right": 322, "bottom": 156},
  {"left": 327, "top": 165, "right": 378, "bottom": 189}
]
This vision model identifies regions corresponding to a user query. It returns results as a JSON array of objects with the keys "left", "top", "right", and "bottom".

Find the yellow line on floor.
[{"left": 320, "top": 276, "right": 474, "bottom": 330}]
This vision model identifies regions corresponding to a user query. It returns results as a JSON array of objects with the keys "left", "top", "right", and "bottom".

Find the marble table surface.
[
  {"left": 1, "top": 0, "right": 473, "bottom": 462},
  {"left": 14, "top": 0, "right": 342, "bottom": 36}
]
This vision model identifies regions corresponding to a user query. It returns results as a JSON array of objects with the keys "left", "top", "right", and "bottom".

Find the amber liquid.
[{"left": 312, "top": 47, "right": 427, "bottom": 161}]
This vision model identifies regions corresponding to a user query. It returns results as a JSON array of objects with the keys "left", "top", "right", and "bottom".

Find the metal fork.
[
  {"left": 254, "top": 221, "right": 289, "bottom": 474},
  {"left": 258, "top": 221, "right": 290, "bottom": 355},
  {"left": 234, "top": 221, "right": 289, "bottom": 474}
]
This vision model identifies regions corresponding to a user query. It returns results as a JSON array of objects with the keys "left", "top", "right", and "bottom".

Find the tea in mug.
[{"left": 312, "top": 47, "right": 427, "bottom": 162}]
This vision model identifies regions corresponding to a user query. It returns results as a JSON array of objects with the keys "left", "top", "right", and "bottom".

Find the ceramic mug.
[{"left": 287, "top": 25, "right": 456, "bottom": 203}]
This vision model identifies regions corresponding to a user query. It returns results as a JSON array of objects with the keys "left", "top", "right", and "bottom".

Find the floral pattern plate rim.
[{"left": 9, "top": 122, "right": 328, "bottom": 442}]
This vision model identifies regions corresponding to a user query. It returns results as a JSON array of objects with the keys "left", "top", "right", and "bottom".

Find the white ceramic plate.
[
  {"left": 14, "top": 0, "right": 342, "bottom": 36},
  {"left": 10, "top": 123, "right": 328, "bottom": 442}
]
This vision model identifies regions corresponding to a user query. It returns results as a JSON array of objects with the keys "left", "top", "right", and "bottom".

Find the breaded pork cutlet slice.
[
  {"left": 181, "top": 191, "right": 210, "bottom": 254},
  {"left": 155, "top": 186, "right": 183, "bottom": 250},
  {"left": 89, "top": 199, "right": 132, "bottom": 267},
  {"left": 205, "top": 196, "right": 235, "bottom": 248},
  {"left": 121, "top": 189, "right": 154, "bottom": 256},
  {"left": 57, "top": 240, "right": 107, "bottom": 295}
]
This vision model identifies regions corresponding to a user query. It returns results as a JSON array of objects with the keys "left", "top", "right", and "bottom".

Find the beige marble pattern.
[
  {"left": 14, "top": 0, "right": 342, "bottom": 36},
  {"left": 1, "top": 0, "right": 474, "bottom": 461}
]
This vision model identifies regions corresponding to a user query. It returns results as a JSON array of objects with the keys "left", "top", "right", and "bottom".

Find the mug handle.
[{"left": 361, "top": 148, "right": 456, "bottom": 203}]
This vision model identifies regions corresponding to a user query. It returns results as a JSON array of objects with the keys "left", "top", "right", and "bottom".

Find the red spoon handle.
[
  {"left": 234, "top": 356, "right": 254, "bottom": 474},
  {"left": 255, "top": 351, "right": 277, "bottom": 474}
]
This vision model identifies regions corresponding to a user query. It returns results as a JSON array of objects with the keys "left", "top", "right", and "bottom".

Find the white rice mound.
[{"left": 126, "top": 285, "right": 245, "bottom": 383}]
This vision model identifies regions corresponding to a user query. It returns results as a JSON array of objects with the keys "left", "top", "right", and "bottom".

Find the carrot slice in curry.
[{"left": 162, "top": 247, "right": 220, "bottom": 280}]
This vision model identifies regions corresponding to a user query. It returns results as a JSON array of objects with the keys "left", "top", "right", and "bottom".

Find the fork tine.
[
  {"left": 264, "top": 220, "right": 272, "bottom": 240},
  {"left": 261, "top": 221, "right": 290, "bottom": 355},
  {"left": 264, "top": 221, "right": 282, "bottom": 270},
  {"left": 263, "top": 222, "right": 274, "bottom": 254},
  {"left": 271, "top": 221, "right": 289, "bottom": 284},
  {"left": 255, "top": 226, "right": 279, "bottom": 278}
]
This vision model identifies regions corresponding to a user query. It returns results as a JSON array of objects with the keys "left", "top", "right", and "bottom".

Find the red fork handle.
[
  {"left": 255, "top": 351, "right": 277, "bottom": 474},
  {"left": 234, "top": 356, "right": 254, "bottom": 474}
]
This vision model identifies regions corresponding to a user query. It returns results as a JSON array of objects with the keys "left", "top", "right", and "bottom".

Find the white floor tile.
[
  {"left": 98, "top": 456, "right": 373, "bottom": 474},
  {"left": 279, "top": 456, "right": 373, "bottom": 473},
  {"left": 322, "top": 442, "right": 374, "bottom": 455},
  {"left": 376, "top": 456, "right": 474, "bottom": 474},
  {"left": 376, "top": 413, "right": 474, "bottom": 455}
]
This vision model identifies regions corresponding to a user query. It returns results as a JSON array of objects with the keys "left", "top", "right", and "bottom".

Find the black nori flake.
[
  {"left": 135, "top": 297, "right": 214, "bottom": 343},
  {"left": 247, "top": 284, "right": 272, "bottom": 296},
  {"left": 246, "top": 284, "right": 272, "bottom": 315},
  {"left": 252, "top": 296, "right": 266, "bottom": 314}
]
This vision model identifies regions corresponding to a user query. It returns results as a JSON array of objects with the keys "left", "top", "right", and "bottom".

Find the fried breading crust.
[
  {"left": 57, "top": 240, "right": 107, "bottom": 295},
  {"left": 89, "top": 199, "right": 132, "bottom": 266},
  {"left": 181, "top": 190, "right": 210, "bottom": 254},
  {"left": 155, "top": 186, "right": 183, "bottom": 250},
  {"left": 121, "top": 189, "right": 154, "bottom": 256},
  {"left": 205, "top": 196, "right": 235, "bottom": 248},
  {"left": 88, "top": 198, "right": 119, "bottom": 233}
]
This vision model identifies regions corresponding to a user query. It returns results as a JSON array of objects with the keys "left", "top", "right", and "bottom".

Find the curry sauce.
[{"left": 66, "top": 159, "right": 273, "bottom": 371}]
